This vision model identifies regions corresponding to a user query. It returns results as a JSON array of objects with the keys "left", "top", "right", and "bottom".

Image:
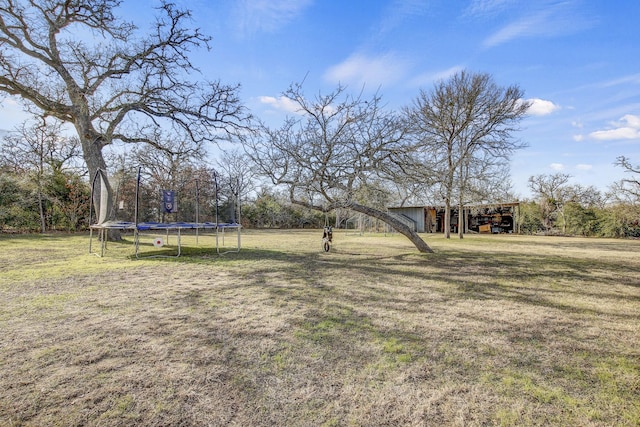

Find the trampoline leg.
[
  {"left": 100, "top": 229, "right": 107, "bottom": 257},
  {"left": 135, "top": 230, "right": 140, "bottom": 259}
]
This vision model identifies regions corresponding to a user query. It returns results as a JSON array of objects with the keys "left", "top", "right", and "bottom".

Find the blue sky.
[
  {"left": 2, "top": 0, "right": 639, "bottom": 199},
  {"left": 187, "top": 0, "right": 640, "bottom": 199}
]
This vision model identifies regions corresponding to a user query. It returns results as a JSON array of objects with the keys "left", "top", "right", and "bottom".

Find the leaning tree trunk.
[{"left": 349, "top": 202, "right": 434, "bottom": 253}]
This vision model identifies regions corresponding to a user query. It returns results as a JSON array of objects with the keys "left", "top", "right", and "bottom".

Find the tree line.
[
  {"left": 520, "top": 169, "right": 640, "bottom": 238},
  {"left": 1, "top": 1, "right": 638, "bottom": 247},
  {"left": 2, "top": 119, "right": 638, "bottom": 238}
]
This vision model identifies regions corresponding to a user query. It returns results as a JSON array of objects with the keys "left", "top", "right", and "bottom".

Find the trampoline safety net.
[{"left": 89, "top": 166, "right": 241, "bottom": 258}]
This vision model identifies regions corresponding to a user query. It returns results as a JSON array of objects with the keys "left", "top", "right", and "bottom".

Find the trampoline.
[{"left": 89, "top": 167, "right": 241, "bottom": 258}]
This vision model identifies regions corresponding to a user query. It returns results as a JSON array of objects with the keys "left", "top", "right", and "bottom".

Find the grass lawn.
[{"left": 1, "top": 229, "right": 639, "bottom": 426}]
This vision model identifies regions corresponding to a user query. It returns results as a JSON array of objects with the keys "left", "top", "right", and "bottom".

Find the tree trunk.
[
  {"left": 350, "top": 202, "right": 434, "bottom": 253},
  {"left": 37, "top": 186, "right": 46, "bottom": 234},
  {"left": 76, "top": 125, "right": 121, "bottom": 239},
  {"left": 458, "top": 199, "right": 464, "bottom": 239},
  {"left": 444, "top": 198, "right": 451, "bottom": 239}
]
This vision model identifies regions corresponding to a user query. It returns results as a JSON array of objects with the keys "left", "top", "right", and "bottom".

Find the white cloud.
[
  {"left": 526, "top": 98, "right": 560, "bottom": 116},
  {"left": 601, "top": 73, "right": 640, "bottom": 88},
  {"left": 464, "top": 0, "right": 515, "bottom": 17},
  {"left": 232, "top": 0, "right": 313, "bottom": 37},
  {"left": 550, "top": 163, "right": 564, "bottom": 171},
  {"left": 588, "top": 114, "right": 640, "bottom": 141},
  {"left": 483, "top": 14, "right": 546, "bottom": 47},
  {"left": 590, "top": 127, "right": 640, "bottom": 140},
  {"left": 324, "top": 53, "right": 409, "bottom": 88},
  {"left": 620, "top": 114, "right": 640, "bottom": 128},
  {"left": 259, "top": 95, "right": 301, "bottom": 114},
  {"left": 576, "top": 164, "right": 593, "bottom": 171},
  {"left": 482, "top": 2, "right": 593, "bottom": 48},
  {"left": 379, "top": 0, "right": 432, "bottom": 34},
  {"left": 410, "top": 65, "right": 465, "bottom": 87},
  {"left": 573, "top": 134, "right": 584, "bottom": 142}
]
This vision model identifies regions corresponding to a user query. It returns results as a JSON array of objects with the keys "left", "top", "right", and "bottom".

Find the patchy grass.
[{"left": 0, "top": 230, "right": 639, "bottom": 426}]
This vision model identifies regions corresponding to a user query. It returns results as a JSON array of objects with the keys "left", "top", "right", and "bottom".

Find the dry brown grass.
[{"left": 1, "top": 230, "right": 639, "bottom": 426}]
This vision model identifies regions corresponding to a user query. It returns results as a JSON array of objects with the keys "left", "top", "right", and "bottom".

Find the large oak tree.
[{"left": 0, "top": 0, "right": 250, "bottom": 220}]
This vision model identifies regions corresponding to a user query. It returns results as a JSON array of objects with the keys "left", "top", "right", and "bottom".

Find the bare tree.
[
  {"left": 404, "top": 70, "right": 529, "bottom": 238},
  {"left": 0, "top": 0, "right": 250, "bottom": 222},
  {"left": 132, "top": 136, "right": 206, "bottom": 187},
  {"left": 528, "top": 173, "right": 573, "bottom": 233},
  {"left": 244, "top": 83, "right": 433, "bottom": 253},
  {"left": 214, "top": 149, "right": 256, "bottom": 223},
  {"left": 614, "top": 156, "right": 640, "bottom": 201},
  {"left": 1, "top": 117, "right": 80, "bottom": 232}
]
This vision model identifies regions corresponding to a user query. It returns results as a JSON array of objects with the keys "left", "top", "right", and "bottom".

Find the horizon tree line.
[
  {"left": 1, "top": 120, "right": 638, "bottom": 238},
  {"left": 1, "top": 1, "right": 638, "bottom": 245}
]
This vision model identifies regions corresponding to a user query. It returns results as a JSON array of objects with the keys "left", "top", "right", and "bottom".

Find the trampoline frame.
[{"left": 89, "top": 167, "right": 241, "bottom": 258}]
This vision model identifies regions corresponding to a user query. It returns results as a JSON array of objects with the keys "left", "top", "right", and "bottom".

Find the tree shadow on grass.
[
  {"left": 135, "top": 240, "right": 640, "bottom": 296},
  {"left": 253, "top": 246, "right": 637, "bottom": 320},
  {"left": 4, "top": 235, "right": 639, "bottom": 425},
  {"left": 103, "top": 234, "right": 640, "bottom": 332}
]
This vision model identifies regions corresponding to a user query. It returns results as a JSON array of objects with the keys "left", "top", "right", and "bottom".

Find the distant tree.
[
  {"left": 517, "top": 200, "right": 544, "bottom": 234},
  {"left": 563, "top": 201, "right": 600, "bottom": 236},
  {"left": 528, "top": 173, "right": 603, "bottom": 235},
  {"left": 603, "top": 159, "right": 640, "bottom": 238},
  {"left": 242, "top": 188, "right": 285, "bottom": 228},
  {"left": 0, "top": 170, "right": 25, "bottom": 230},
  {"left": 214, "top": 149, "right": 257, "bottom": 224},
  {"left": 132, "top": 137, "right": 207, "bottom": 190},
  {"left": 560, "top": 184, "right": 602, "bottom": 235},
  {"left": 46, "top": 167, "right": 90, "bottom": 231},
  {"left": 241, "top": 187, "right": 326, "bottom": 229},
  {"left": 404, "top": 70, "right": 529, "bottom": 239},
  {"left": 528, "top": 173, "right": 572, "bottom": 233},
  {"left": 0, "top": 0, "right": 251, "bottom": 225},
  {"left": 244, "top": 83, "right": 433, "bottom": 253},
  {"left": 598, "top": 202, "right": 640, "bottom": 238},
  {"left": 0, "top": 118, "right": 81, "bottom": 232}
]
